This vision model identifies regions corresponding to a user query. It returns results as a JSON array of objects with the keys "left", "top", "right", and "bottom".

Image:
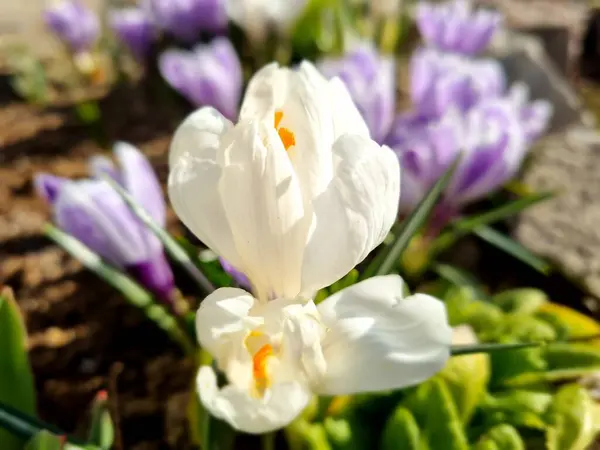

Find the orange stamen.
[
  {"left": 252, "top": 344, "right": 274, "bottom": 395},
  {"left": 278, "top": 127, "right": 296, "bottom": 151},
  {"left": 274, "top": 110, "right": 284, "bottom": 129}
]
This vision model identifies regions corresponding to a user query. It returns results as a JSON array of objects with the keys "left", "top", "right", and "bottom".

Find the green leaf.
[
  {"left": 480, "top": 390, "right": 553, "bottom": 430},
  {"left": 44, "top": 224, "right": 195, "bottom": 355},
  {"left": 545, "top": 384, "right": 598, "bottom": 450},
  {"left": 442, "top": 326, "right": 490, "bottom": 423},
  {"left": 472, "top": 226, "right": 551, "bottom": 275},
  {"left": 87, "top": 392, "right": 113, "bottom": 449},
  {"left": 285, "top": 419, "right": 333, "bottom": 450},
  {"left": 24, "top": 430, "right": 63, "bottom": 450},
  {"left": 474, "top": 424, "right": 526, "bottom": 450},
  {"left": 363, "top": 156, "right": 461, "bottom": 278},
  {"left": 502, "top": 343, "right": 600, "bottom": 386},
  {"left": 434, "top": 192, "right": 553, "bottom": 253},
  {"left": 380, "top": 407, "right": 420, "bottom": 450},
  {"left": 451, "top": 341, "right": 544, "bottom": 356},
  {"left": 102, "top": 175, "right": 214, "bottom": 295},
  {"left": 490, "top": 346, "right": 546, "bottom": 388},
  {"left": 419, "top": 378, "right": 470, "bottom": 450},
  {"left": 492, "top": 289, "right": 548, "bottom": 314},
  {"left": 0, "top": 287, "right": 36, "bottom": 450}
]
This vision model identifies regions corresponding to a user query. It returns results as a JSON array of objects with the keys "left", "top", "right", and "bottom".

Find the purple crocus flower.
[
  {"left": 159, "top": 37, "right": 242, "bottom": 121},
  {"left": 318, "top": 44, "right": 395, "bottom": 144},
  {"left": 415, "top": 0, "right": 502, "bottom": 56},
  {"left": 44, "top": 0, "right": 100, "bottom": 53},
  {"left": 109, "top": 8, "right": 156, "bottom": 60},
  {"left": 219, "top": 258, "right": 251, "bottom": 289},
  {"left": 410, "top": 47, "right": 505, "bottom": 119},
  {"left": 35, "top": 142, "right": 175, "bottom": 305},
  {"left": 142, "top": 0, "right": 227, "bottom": 42},
  {"left": 388, "top": 94, "right": 550, "bottom": 215}
]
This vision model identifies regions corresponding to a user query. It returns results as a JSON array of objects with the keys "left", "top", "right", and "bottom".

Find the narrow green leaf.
[
  {"left": 434, "top": 192, "right": 553, "bottom": 252},
  {"left": 87, "top": 391, "right": 114, "bottom": 450},
  {"left": 0, "top": 401, "right": 87, "bottom": 447},
  {"left": 44, "top": 224, "right": 195, "bottom": 355},
  {"left": 480, "top": 390, "right": 553, "bottom": 431},
  {"left": 366, "top": 156, "right": 461, "bottom": 278},
  {"left": 102, "top": 175, "right": 215, "bottom": 295},
  {"left": 472, "top": 226, "right": 551, "bottom": 275},
  {"left": 0, "top": 287, "right": 36, "bottom": 450},
  {"left": 451, "top": 341, "right": 544, "bottom": 356}
]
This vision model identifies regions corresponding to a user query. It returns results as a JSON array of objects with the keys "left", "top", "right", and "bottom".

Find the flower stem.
[{"left": 262, "top": 432, "right": 276, "bottom": 450}]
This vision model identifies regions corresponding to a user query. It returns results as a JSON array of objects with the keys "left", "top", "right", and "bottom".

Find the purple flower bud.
[
  {"left": 318, "top": 44, "right": 395, "bottom": 143},
  {"left": 410, "top": 48, "right": 505, "bottom": 119},
  {"left": 415, "top": 0, "right": 502, "bottom": 55},
  {"left": 142, "top": 0, "right": 227, "bottom": 42},
  {"left": 159, "top": 38, "right": 242, "bottom": 121},
  {"left": 109, "top": 8, "right": 156, "bottom": 60},
  {"left": 44, "top": 0, "right": 100, "bottom": 53},
  {"left": 219, "top": 257, "right": 251, "bottom": 289},
  {"left": 35, "top": 142, "right": 174, "bottom": 304},
  {"left": 388, "top": 97, "right": 531, "bottom": 212}
]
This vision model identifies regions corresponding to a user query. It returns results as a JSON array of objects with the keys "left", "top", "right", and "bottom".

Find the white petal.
[
  {"left": 238, "top": 62, "right": 286, "bottom": 121},
  {"left": 168, "top": 107, "right": 233, "bottom": 169},
  {"left": 195, "top": 287, "right": 261, "bottom": 358},
  {"left": 314, "top": 275, "right": 452, "bottom": 395},
  {"left": 218, "top": 121, "right": 311, "bottom": 300},
  {"left": 282, "top": 61, "right": 336, "bottom": 198},
  {"left": 328, "top": 77, "right": 371, "bottom": 139},
  {"left": 168, "top": 108, "right": 243, "bottom": 268},
  {"left": 197, "top": 366, "right": 312, "bottom": 434},
  {"left": 300, "top": 135, "right": 400, "bottom": 294}
]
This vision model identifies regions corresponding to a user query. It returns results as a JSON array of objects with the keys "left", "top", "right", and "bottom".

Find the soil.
[{"left": 0, "top": 78, "right": 203, "bottom": 450}]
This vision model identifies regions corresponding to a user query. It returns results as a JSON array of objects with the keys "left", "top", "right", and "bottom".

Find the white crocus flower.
[
  {"left": 168, "top": 61, "right": 452, "bottom": 433},
  {"left": 226, "top": 0, "right": 307, "bottom": 44},
  {"left": 195, "top": 276, "right": 451, "bottom": 433}
]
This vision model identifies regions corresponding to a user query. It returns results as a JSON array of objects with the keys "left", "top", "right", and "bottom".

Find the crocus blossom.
[
  {"left": 44, "top": 0, "right": 100, "bottom": 53},
  {"left": 220, "top": 257, "right": 252, "bottom": 289},
  {"left": 35, "top": 143, "right": 175, "bottom": 304},
  {"left": 226, "top": 0, "right": 307, "bottom": 43},
  {"left": 143, "top": 0, "right": 227, "bottom": 42},
  {"left": 159, "top": 37, "right": 242, "bottom": 121},
  {"left": 109, "top": 7, "right": 156, "bottom": 60},
  {"left": 415, "top": 0, "right": 502, "bottom": 56},
  {"left": 169, "top": 61, "right": 452, "bottom": 433},
  {"left": 318, "top": 44, "right": 395, "bottom": 144},
  {"left": 410, "top": 47, "right": 505, "bottom": 119},
  {"left": 195, "top": 276, "right": 451, "bottom": 433},
  {"left": 387, "top": 89, "right": 551, "bottom": 213}
]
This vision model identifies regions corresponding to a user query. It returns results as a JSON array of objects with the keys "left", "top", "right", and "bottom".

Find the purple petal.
[
  {"left": 54, "top": 180, "right": 160, "bottom": 267},
  {"left": 44, "top": 0, "right": 99, "bottom": 53},
  {"left": 158, "top": 38, "right": 242, "bottom": 121},
  {"left": 109, "top": 7, "right": 156, "bottom": 59},
  {"left": 114, "top": 142, "right": 166, "bottom": 228},
  {"left": 317, "top": 44, "right": 396, "bottom": 143},
  {"left": 34, "top": 173, "right": 68, "bottom": 205},
  {"left": 89, "top": 155, "right": 121, "bottom": 183},
  {"left": 128, "top": 252, "right": 175, "bottom": 303},
  {"left": 219, "top": 257, "right": 251, "bottom": 289}
]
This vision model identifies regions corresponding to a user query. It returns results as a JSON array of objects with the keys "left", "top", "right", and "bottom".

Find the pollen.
[
  {"left": 252, "top": 344, "right": 274, "bottom": 396},
  {"left": 273, "top": 109, "right": 296, "bottom": 151}
]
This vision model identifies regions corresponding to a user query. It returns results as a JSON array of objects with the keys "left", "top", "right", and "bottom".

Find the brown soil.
[{"left": 0, "top": 79, "right": 202, "bottom": 449}]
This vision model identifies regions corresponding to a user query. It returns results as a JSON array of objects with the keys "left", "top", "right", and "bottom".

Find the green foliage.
[
  {"left": 24, "top": 431, "right": 64, "bottom": 450},
  {"left": 474, "top": 424, "right": 525, "bottom": 450},
  {"left": 86, "top": 392, "right": 114, "bottom": 450},
  {"left": 295, "top": 283, "right": 600, "bottom": 450},
  {"left": 0, "top": 288, "right": 36, "bottom": 450}
]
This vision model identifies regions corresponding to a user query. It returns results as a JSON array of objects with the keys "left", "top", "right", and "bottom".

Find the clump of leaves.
[{"left": 289, "top": 282, "right": 600, "bottom": 450}]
